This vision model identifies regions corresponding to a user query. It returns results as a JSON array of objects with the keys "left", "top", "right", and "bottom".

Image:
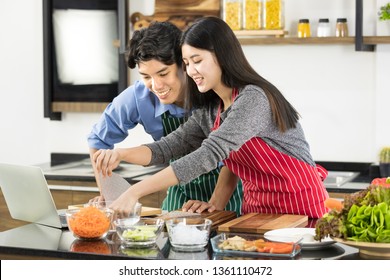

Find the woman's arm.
[
  {"left": 182, "top": 166, "right": 239, "bottom": 213},
  {"left": 93, "top": 146, "right": 152, "bottom": 176},
  {"left": 109, "top": 166, "right": 179, "bottom": 217}
]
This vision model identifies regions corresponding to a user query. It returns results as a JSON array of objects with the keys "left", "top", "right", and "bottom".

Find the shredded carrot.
[
  {"left": 324, "top": 198, "right": 344, "bottom": 212},
  {"left": 68, "top": 206, "right": 111, "bottom": 239}
]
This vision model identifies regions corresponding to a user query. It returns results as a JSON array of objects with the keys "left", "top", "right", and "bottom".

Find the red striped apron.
[{"left": 213, "top": 89, "right": 329, "bottom": 218}]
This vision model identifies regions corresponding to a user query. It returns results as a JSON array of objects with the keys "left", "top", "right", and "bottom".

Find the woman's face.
[
  {"left": 138, "top": 59, "right": 186, "bottom": 107},
  {"left": 182, "top": 44, "right": 222, "bottom": 93}
]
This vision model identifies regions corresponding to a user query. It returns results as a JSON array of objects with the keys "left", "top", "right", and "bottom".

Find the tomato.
[{"left": 371, "top": 177, "right": 390, "bottom": 187}]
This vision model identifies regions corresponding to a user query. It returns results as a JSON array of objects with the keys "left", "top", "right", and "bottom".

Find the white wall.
[{"left": 0, "top": 0, "right": 389, "bottom": 166}]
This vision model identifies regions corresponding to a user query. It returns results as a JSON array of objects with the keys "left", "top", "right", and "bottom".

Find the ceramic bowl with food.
[
  {"left": 114, "top": 217, "right": 165, "bottom": 247},
  {"left": 166, "top": 217, "right": 212, "bottom": 252},
  {"left": 66, "top": 206, "right": 114, "bottom": 240}
]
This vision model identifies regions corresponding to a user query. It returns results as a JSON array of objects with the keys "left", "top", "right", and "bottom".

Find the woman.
[
  {"left": 94, "top": 17, "right": 329, "bottom": 218},
  {"left": 88, "top": 21, "right": 242, "bottom": 214}
]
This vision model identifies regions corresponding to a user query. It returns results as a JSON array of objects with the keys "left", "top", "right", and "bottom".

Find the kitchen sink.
[{"left": 323, "top": 171, "right": 360, "bottom": 187}]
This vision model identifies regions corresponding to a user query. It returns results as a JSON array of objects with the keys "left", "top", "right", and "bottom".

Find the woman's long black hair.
[{"left": 180, "top": 17, "right": 300, "bottom": 132}]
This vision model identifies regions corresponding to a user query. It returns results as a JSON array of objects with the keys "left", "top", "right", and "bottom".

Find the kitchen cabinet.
[
  {"left": 0, "top": 190, "right": 29, "bottom": 232},
  {"left": 47, "top": 179, "right": 166, "bottom": 210},
  {"left": 43, "top": 0, "right": 128, "bottom": 120}
]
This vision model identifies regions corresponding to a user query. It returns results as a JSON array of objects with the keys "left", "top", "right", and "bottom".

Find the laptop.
[{"left": 0, "top": 163, "right": 68, "bottom": 228}]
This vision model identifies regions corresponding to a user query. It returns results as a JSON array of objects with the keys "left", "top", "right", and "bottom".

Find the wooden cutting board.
[
  {"left": 217, "top": 213, "right": 308, "bottom": 234},
  {"left": 201, "top": 210, "right": 237, "bottom": 231},
  {"left": 140, "top": 206, "right": 162, "bottom": 217},
  {"left": 160, "top": 210, "right": 237, "bottom": 231}
]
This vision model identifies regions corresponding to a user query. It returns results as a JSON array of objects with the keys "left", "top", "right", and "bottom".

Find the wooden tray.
[{"left": 218, "top": 213, "right": 308, "bottom": 234}]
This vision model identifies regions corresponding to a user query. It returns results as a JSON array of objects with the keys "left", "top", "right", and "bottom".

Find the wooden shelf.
[
  {"left": 52, "top": 102, "right": 109, "bottom": 113},
  {"left": 237, "top": 36, "right": 390, "bottom": 45},
  {"left": 234, "top": 29, "right": 288, "bottom": 37}
]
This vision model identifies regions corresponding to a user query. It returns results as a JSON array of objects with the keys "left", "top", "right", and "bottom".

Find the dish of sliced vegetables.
[{"left": 211, "top": 233, "right": 302, "bottom": 258}]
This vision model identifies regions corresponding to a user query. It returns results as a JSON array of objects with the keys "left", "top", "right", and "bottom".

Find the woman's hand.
[
  {"left": 182, "top": 200, "right": 217, "bottom": 213},
  {"left": 88, "top": 195, "right": 105, "bottom": 205},
  {"left": 92, "top": 149, "right": 121, "bottom": 177},
  {"left": 109, "top": 188, "right": 140, "bottom": 220}
]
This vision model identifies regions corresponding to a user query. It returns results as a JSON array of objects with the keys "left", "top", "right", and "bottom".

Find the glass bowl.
[
  {"left": 114, "top": 217, "right": 165, "bottom": 247},
  {"left": 70, "top": 239, "right": 112, "bottom": 255},
  {"left": 166, "top": 217, "right": 212, "bottom": 252},
  {"left": 66, "top": 206, "right": 114, "bottom": 240},
  {"left": 87, "top": 201, "right": 142, "bottom": 232}
]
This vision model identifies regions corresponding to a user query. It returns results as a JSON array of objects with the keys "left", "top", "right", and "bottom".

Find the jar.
[
  {"left": 335, "top": 18, "right": 348, "bottom": 37},
  {"left": 317, "top": 18, "right": 331, "bottom": 37},
  {"left": 297, "top": 19, "right": 311, "bottom": 38},
  {"left": 263, "top": 0, "right": 284, "bottom": 30},
  {"left": 243, "top": 0, "right": 262, "bottom": 30},
  {"left": 223, "top": 0, "right": 243, "bottom": 31}
]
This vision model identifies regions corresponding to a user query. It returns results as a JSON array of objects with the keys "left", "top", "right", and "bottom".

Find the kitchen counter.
[
  {"left": 39, "top": 155, "right": 378, "bottom": 193},
  {"left": 0, "top": 222, "right": 367, "bottom": 260},
  {"left": 39, "top": 154, "right": 166, "bottom": 184}
]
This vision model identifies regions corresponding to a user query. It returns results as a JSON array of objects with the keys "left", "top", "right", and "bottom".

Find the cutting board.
[
  {"left": 217, "top": 213, "right": 308, "bottom": 234},
  {"left": 160, "top": 210, "right": 237, "bottom": 231},
  {"left": 201, "top": 210, "right": 237, "bottom": 231},
  {"left": 140, "top": 206, "right": 162, "bottom": 217}
]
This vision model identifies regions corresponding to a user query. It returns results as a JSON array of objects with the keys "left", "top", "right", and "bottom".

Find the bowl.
[
  {"left": 66, "top": 206, "right": 114, "bottom": 240},
  {"left": 114, "top": 217, "right": 165, "bottom": 247},
  {"left": 86, "top": 201, "right": 142, "bottom": 232},
  {"left": 166, "top": 217, "right": 212, "bottom": 252}
]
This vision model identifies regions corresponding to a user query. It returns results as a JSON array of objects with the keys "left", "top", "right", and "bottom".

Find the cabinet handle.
[{"left": 48, "top": 185, "right": 99, "bottom": 192}]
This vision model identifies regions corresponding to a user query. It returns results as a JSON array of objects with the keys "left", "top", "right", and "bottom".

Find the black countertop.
[{"left": 0, "top": 223, "right": 367, "bottom": 260}]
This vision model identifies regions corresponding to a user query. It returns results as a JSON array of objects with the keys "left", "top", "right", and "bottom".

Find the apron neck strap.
[{"left": 212, "top": 87, "right": 238, "bottom": 131}]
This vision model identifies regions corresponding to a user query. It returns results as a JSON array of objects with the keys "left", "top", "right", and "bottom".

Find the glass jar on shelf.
[
  {"left": 297, "top": 19, "right": 311, "bottom": 38},
  {"left": 263, "top": 0, "right": 284, "bottom": 30},
  {"left": 243, "top": 0, "right": 262, "bottom": 30},
  {"left": 317, "top": 18, "right": 331, "bottom": 37},
  {"left": 335, "top": 18, "right": 348, "bottom": 37},
  {"left": 223, "top": 0, "right": 243, "bottom": 31}
]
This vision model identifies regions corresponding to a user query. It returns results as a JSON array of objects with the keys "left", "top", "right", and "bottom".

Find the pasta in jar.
[
  {"left": 263, "top": 0, "right": 284, "bottom": 30},
  {"left": 223, "top": 0, "right": 243, "bottom": 30},
  {"left": 244, "top": 0, "right": 262, "bottom": 30}
]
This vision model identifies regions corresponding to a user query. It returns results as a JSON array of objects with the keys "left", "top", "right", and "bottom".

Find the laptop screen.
[{"left": 0, "top": 163, "right": 65, "bottom": 228}]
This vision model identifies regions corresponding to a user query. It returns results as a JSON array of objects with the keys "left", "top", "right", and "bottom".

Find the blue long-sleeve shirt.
[{"left": 87, "top": 80, "right": 187, "bottom": 149}]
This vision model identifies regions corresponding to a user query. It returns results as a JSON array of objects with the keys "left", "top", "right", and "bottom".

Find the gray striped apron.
[{"left": 161, "top": 111, "right": 243, "bottom": 215}]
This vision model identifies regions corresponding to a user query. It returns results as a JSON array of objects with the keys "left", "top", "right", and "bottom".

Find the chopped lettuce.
[{"left": 315, "top": 184, "right": 390, "bottom": 243}]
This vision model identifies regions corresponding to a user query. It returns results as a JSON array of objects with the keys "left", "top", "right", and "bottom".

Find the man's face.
[{"left": 138, "top": 59, "right": 186, "bottom": 107}]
